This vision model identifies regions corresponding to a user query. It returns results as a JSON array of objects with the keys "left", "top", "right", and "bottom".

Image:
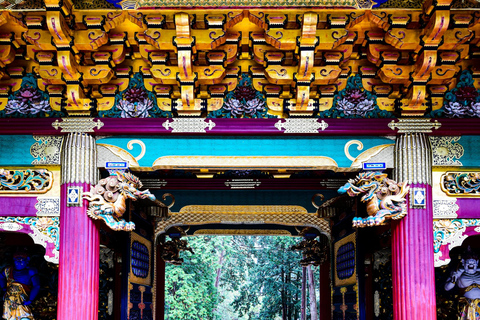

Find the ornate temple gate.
[
  {"left": 0, "top": 0, "right": 479, "bottom": 317},
  {"left": 2, "top": 118, "right": 480, "bottom": 320},
  {"left": 92, "top": 131, "right": 396, "bottom": 320}
]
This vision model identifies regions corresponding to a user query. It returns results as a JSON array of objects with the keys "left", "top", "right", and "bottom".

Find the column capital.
[
  {"left": 61, "top": 132, "right": 97, "bottom": 185},
  {"left": 388, "top": 118, "right": 441, "bottom": 134},
  {"left": 394, "top": 132, "right": 432, "bottom": 185}
]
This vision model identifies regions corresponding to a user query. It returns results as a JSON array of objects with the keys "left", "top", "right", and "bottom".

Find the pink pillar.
[
  {"left": 58, "top": 183, "right": 100, "bottom": 320},
  {"left": 392, "top": 184, "right": 436, "bottom": 320},
  {"left": 57, "top": 133, "right": 99, "bottom": 320},
  {"left": 392, "top": 132, "right": 436, "bottom": 320}
]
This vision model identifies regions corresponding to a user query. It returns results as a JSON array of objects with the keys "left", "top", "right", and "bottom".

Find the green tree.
[
  {"left": 165, "top": 236, "right": 318, "bottom": 320},
  {"left": 220, "top": 236, "right": 304, "bottom": 320},
  {"left": 165, "top": 236, "right": 222, "bottom": 320}
]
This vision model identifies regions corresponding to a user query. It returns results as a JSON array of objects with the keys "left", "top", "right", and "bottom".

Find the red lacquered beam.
[{"left": 1, "top": 117, "right": 480, "bottom": 136}]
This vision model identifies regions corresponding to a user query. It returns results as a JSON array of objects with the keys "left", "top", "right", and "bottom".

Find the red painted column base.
[
  {"left": 392, "top": 184, "right": 436, "bottom": 320},
  {"left": 57, "top": 183, "right": 100, "bottom": 320}
]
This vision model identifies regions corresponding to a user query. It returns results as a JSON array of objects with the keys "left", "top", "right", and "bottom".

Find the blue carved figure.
[{"left": 0, "top": 251, "right": 40, "bottom": 320}]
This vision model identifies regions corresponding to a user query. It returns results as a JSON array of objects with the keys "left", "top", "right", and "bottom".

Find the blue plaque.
[
  {"left": 67, "top": 186, "right": 82, "bottom": 207},
  {"left": 411, "top": 188, "right": 427, "bottom": 208},
  {"left": 105, "top": 161, "right": 128, "bottom": 169},
  {"left": 362, "top": 162, "right": 386, "bottom": 170}
]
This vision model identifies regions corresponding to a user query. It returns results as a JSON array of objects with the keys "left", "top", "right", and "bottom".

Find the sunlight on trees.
[{"left": 165, "top": 236, "right": 320, "bottom": 320}]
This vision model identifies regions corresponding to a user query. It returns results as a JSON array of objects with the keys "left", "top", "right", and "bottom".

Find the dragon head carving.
[
  {"left": 83, "top": 171, "right": 156, "bottom": 231},
  {"left": 338, "top": 171, "right": 409, "bottom": 227}
]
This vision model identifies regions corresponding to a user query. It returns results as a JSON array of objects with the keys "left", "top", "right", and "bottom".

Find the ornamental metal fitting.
[
  {"left": 162, "top": 118, "right": 215, "bottom": 133},
  {"left": 388, "top": 118, "right": 441, "bottom": 133},
  {"left": 52, "top": 117, "right": 104, "bottom": 133},
  {"left": 275, "top": 119, "right": 328, "bottom": 133}
]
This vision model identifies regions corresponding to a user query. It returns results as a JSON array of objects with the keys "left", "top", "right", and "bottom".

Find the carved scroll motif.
[
  {"left": 0, "top": 169, "right": 53, "bottom": 193},
  {"left": 441, "top": 172, "right": 480, "bottom": 196}
]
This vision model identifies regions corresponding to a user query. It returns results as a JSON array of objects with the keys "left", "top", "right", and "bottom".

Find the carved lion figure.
[
  {"left": 83, "top": 171, "right": 156, "bottom": 231},
  {"left": 338, "top": 171, "right": 409, "bottom": 227}
]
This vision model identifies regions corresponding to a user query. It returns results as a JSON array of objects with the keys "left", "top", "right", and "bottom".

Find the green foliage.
[
  {"left": 165, "top": 237, "right": 221, "bottom": 320},
  {"left": 221, "top": 236, "right": 304, "bottom": 320},
  {"left": 165, "top": 236, "right": 312, "bottom": 320}
]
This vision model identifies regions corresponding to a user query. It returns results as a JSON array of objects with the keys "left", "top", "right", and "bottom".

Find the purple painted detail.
[
  {"left": 1, "top": 118, "right": 480, "bottom": 136},
  {"left": 437, "top": 226, "right": 480, "bottom": 265},
  {"left": 0, "top": 216, "right": 59, "bottom": 263},
  {"left": 0, "top": 197, "right": 38, "bottom": 216},
  {"left": 455, "top": 198, "right": 480, "bottom": 219},
  {"left": 439, "top": 244, "right": 450, "bottom": 263}
]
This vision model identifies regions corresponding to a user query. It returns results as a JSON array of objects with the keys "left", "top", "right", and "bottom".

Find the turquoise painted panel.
[
  {"left": 152, "top": 189, "right": 339, "bottom": 213},
  {"left": 0, "top": 135, "right": 37, "bottom": 166},
  {"left": 454, "top": 136, "right": 480, "bottom": 167},
  {"left": 97, "top": 136, "right": 394, "bottom": 168}
]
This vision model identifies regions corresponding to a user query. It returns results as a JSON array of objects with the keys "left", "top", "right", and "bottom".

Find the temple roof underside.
[{"left": 0, "top": 0, "right": 479, "bottom": 119}]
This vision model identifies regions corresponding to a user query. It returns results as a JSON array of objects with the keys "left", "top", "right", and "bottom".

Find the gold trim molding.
[
  {"left": 155, "top": 205, "right": 330, "bottom": 237},
  {"left": 152, "top": 156, "right": 339, "bottom": 171},
  {"left": 193, "top": 229, "right": 292, "bottom": 236}
]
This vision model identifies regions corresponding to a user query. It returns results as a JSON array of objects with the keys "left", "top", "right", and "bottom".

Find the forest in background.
[{"left": 165, "top": 236, "right": 320, "bottom": 320}]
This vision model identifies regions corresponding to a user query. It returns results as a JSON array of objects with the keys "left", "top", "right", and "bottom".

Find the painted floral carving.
[
  {"left": 0, "top": 217, "right": 59, "bottom": 263},
  {"left": 319, "top": 75, "right": 395, "bottom": 118},
  {"left": 117, "top": 98, "right": 154, "bottom": 118},
  {"left": 208, "top": 73, "right": 276, "bottom": 118},
  {"left": 430, "top": 70, "right": 480, "bottom": 118},
  {"left": 34, "top": 217, "right": 56, "bottom": 232},
  {"left": 1, "top": 74, "right": 65, "bottom": 118},
  {"left": 434, "top": 219, "right": 480, "bottom": 267},
  {"left": 0, "top": 169, "right": 53, "bottom": 193},
  {"left": 99, "top": 73, "right": 171, "bottom": 118},
  {"left": 223, "top": 98, "right": 266, "bottom": 117},
  {"left": 442, "top": 172, "right": 480, "bottom": 195}
]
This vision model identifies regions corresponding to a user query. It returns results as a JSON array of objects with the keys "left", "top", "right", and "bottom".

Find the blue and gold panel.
[
  {"left": 334, "top": 232, "right": 357, "bottom": 287},
  {"left": 97, "top": 135, "right": 394, "bottom": 170},
  {"left": 128, "top": 283, "right": 153, "bottom": 320},
  {"left": 130, "top": 231, "right": 152, "bottom": 286}
]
